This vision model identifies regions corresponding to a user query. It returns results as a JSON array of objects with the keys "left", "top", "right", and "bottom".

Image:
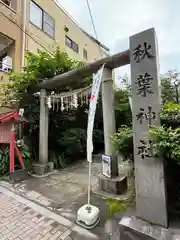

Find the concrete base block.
[
  {"left": 9, "top": 169, "right": 29, "bottom": 183},
  {"left": 32, "top": 162, "right": 54, "bottom": 176},
  {"left": 48, "top": 162, "right": 54, "bottom": 172},
  {"left": 92, "top": 184, "right": 133, "bottom": 201},
  {"left": 98, "top": 174, "right": 127, "bottom": 195},
  {"left": 119, "top": 216, "right": 171, "bottom": 240}
]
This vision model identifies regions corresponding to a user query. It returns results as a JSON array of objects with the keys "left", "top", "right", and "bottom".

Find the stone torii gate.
[{"left": 32, "top": 28, "right": 168, "bottom": 228}]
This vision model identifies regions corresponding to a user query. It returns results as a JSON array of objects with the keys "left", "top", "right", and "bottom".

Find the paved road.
[
  {"left": 0, "top": 160, "right": 123, "bottom": 239},
  {"left": 0, "top": 192, "right": 72, "bottom": 240},
  {"left": 0, "top": 188, "right": 80, "bottom": 240},
  {"left": 0, "top": 185, "right": 105, "bottom": 240}
]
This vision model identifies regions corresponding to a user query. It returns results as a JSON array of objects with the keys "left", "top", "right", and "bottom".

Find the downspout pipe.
[{"left": 21, "top": 0, "right": 27, "bottom": 70}]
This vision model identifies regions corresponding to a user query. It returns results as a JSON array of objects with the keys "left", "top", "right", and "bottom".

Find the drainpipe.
[
  {"left": 21, "top": 0, "right": 27, "bottom": 70},
  {"left": 19, "top": 0, "right": 27, "bottom": 139}
]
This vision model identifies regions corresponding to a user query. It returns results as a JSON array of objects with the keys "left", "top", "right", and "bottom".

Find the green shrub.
[
  {"left": 0, "top": 147, "right": 9, "bottom": 176},
  {"left": 54, "top": 128, "right": 104, "bottom": 167},
  {"left": 149, "top": 125, "right": 180, "bottom": 164},
  {"left": 0, "top": 141, "right": 32, "bottom": 176},
  {"left": 111, "top": 125, "right": 133, "bottom": 161},
  {"left": 57, "top": 128, "right": 86, "bottom": 162},
  {"left": 17, "top": 140, "right": 32, "bottom": 170},
  {"left": 111, "top": 124, "right": 180, "bottom": 165},
  {"left": 49, "top": 150, "right": 67, "bottom": 169},
  {"left": 111, "top": 102, "right": 180, "bottom": 163},
  {"left": 160, "top": 102, "right": 180, "bottom": 128}
]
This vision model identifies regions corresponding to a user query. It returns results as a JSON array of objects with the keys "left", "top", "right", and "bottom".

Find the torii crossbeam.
[{"left": 33, "top": 50, "right": 130, "bottom": 91}]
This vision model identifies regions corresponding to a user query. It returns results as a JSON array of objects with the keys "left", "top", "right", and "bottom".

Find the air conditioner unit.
[{"left": 2, "top": 56, "right": 12, "bottom": 72}]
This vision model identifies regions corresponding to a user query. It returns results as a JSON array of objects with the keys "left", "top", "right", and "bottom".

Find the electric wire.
[
  {"left": 1, "top": 2, "right": 105, "bottom": 60},
  {"left": 85, "top": 0, "right": 104, "bottom": 58}
]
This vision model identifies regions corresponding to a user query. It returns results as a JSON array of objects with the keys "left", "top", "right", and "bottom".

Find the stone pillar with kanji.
[{"left": 130, "top": 28, "right": 168, "bottom": 227}]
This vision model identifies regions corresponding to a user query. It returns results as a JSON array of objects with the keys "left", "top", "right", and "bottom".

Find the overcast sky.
[{"left": 58, "top": 0, "right": 179, "bottom": 83}]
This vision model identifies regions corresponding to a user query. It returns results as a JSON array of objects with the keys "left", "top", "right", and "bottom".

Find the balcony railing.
[
  {"left": 0, "top": 0, "right": 19, "bottom": 26},
  {"left": 0, "top": 0, "right": 16, "bottom": 11},
  {"left": 0, "top": 57, "right": 13, "bottom": 73},
  {"left": 1, "top": 0, "right": 10, "bottom": 6}
]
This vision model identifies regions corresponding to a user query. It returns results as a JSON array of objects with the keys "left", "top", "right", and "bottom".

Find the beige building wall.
[
  {"left": 0, "top": 0, "right": 23, "bottom": 71},
  {"left": 25, "top": 0, "right": 108, "bottom": 63},
  {"left": 0, "top": 0, "right": 24, "bottom": 113},
  {"left": 0, "top": 0, "right": 110, "bottom": 113}
]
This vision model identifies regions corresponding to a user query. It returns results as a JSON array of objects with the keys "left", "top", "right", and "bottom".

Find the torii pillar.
[
  {"left": 32, "top": 89, "right": 54, "bottom": 175},
  {"left": 101, "top": 68, "right": 116, "bottom": 157},
  {"left": 94, "top": 67, "right": 128, "bottom": 196}
]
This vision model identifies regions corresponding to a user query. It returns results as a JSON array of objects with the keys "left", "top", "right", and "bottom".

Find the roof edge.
[
  {"left": 54, "top": 0, "right": 110, "bottom": 52},
  {"left": 80, "top": 29, "right": 110, "bottom": 52}
]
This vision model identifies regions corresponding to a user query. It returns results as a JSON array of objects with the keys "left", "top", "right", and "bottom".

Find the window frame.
[
  {"left": 0, "top": 53, "right": 7, "bottom": 71},
  {"left": 65, "top": 36, "right": 72, "bottom": 48},
  {"left": 43, "top": 11, "right": 55, "bottom": 38},
  {"left": 65, "top": 36, "right": 79, "bottom": 53},
  {"left": 83, "top": 49, "right": 88, "bottom": 59},
  {"left": 30, "top": 1, "right": 55, "bottom": 39},
  {"left": 30, "top": 1, "right": 43, "bottom": 30}
]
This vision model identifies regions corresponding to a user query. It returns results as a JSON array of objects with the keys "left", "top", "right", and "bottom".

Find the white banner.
[{"left": 87, "top": 65, "right": 104, "bottom": 162}]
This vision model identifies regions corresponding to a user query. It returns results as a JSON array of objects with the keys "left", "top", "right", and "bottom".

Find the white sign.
[
  {"left": 87, "top": 65, "right": 104, "bottom": 162},
  {"left": 18, "top": 108, "right": 24, "bottom": 117},
  {"left": 102, "top": 154, "right": 111, "bottom": 178}
]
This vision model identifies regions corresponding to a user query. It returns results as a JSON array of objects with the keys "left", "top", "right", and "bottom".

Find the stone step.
[
  {"left": 119, "top": 216, "right": 178, "bottom": 240},
  {"left": 92, "top": 183, "right": 133, "bottom": 201}
]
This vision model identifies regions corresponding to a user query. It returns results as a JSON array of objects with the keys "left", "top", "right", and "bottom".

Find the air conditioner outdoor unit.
[{"left": 2, "top": 56, "right": 12, "bottom": 72}]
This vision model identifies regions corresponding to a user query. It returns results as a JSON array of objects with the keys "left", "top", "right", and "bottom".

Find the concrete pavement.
[
  {"left": 0, "top": 160, "right": 124, "bottom": 239},
  {"left": 0, "top": 187, "right": 71, "bottom": 239},
  {"left": 0, "top": 185, "right": 103, "bottom": 240},
  {"left": 0, "top": 159, "right": 127, "bottom": 239}
]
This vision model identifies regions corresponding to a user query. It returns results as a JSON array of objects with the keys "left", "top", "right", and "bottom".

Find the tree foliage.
[
  {"left": 0, "top": 48, "right": 134, "bottom": 170},
  {"left": 2, "top": 49, "right": 86, "bottom": 101},
  {"left": 111, "top": 125, "right": 133, "bottom": 161},
  {"left": 160, "top": 102, "right": 180, "bottom": 128},
  {"left": 2, "top": 46, "right": 180, "bottom": 172},
  {"left": 114, "top": 88, "right": 132, "bottom": 128},
  {"left": 161, "top": 70, "right": 180, "bottom": 104},
  {"left": 111, "top": 70, "right": 180, "bottom": 163},
  {"left": 149, "top": 125, "right": 180, "bottom": 164},
  {"left": 1, "top": 49, "right": 95, "bottom": 168}
]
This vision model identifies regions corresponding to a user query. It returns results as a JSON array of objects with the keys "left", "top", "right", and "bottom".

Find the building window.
[
  {"left": 65, "top": 36, "right": 79, "bottom": 53},
  {"left": 43, "top": 12, "right": 55, "bottom": 38},
  {"left": 30, "top": 1, "right": 55, "bottom": 38},
  {"left": 0, "top": 53, "right": 7, "bottom": 70},
  {"left": 0, "top": 53, "right": 13, "bottom": 72},
  {"left": 83, "top": 49, "right": 88, "bottom": 59},
  {"left": 30, "top": 1, "right": 43, "bottom": 29}
]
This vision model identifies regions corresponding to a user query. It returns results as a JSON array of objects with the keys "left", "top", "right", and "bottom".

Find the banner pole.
[
  {"left": 76, "top": 65, "right": 104, "bottom": 229},
  {"left": 87, "top": 160, "right": 92, "bottom": 206}
]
